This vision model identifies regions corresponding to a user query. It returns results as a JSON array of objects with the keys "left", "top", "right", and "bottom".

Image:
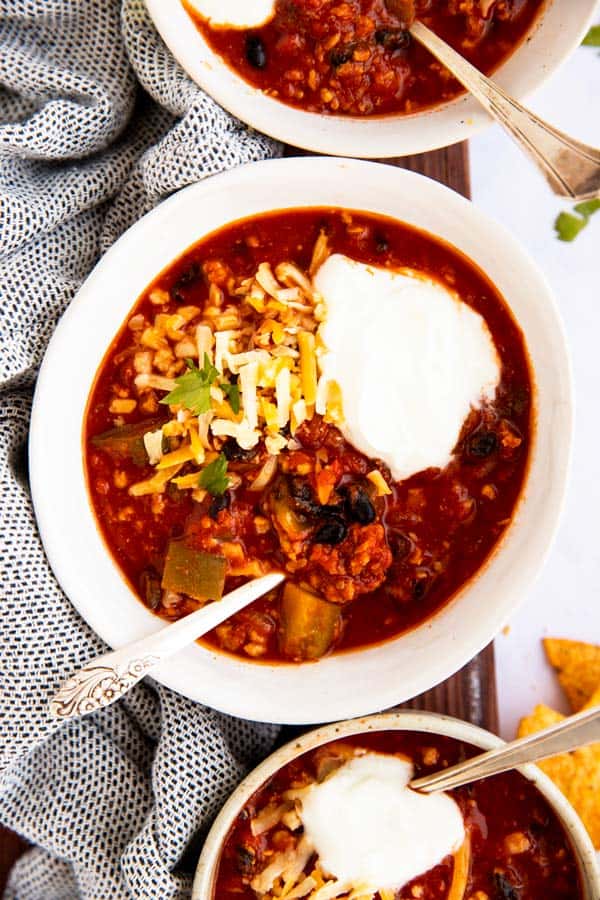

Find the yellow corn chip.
[
  {"left": 544, "top": 638, "right": 600, "bottom": 712},
  {"left": 518, "top": 702, "right": 600, "bottom": 848}
]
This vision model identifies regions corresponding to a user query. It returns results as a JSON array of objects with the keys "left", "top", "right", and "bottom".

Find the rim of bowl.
[
  {"left": 143, "top": 0, "right": 598, "bottom": 157},
  {"left": 192, "top": 711, "right": 600, "bottom": 899},
  {"left": 29, "top": 156, "right": 573, "bottom": 724}
]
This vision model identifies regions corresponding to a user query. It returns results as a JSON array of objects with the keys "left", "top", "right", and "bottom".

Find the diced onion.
[
  {"left": 134, "top": 373, "right": 176, "bottom": 393},
  {"left": 315, "top": 374, "right": 330, "bottom": 416},
  {"left": 143, "top": 429, "right": 164, "bottom": 466},
  {"left": 214, "top": 330, "right": 238, "bottom": 373},
  {"left": 249, "top": 455, "right": 278, "bottom": 492}
]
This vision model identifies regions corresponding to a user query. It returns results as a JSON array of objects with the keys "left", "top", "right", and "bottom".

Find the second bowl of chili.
[
  {"left": 143, "top": 0, "right": 598, "bottom": 156},
  {"left": 192, "top": 712, "right": 600, "bottom": 899}
]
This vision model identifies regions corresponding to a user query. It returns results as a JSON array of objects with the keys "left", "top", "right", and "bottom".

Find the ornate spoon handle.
[
  {"left": 411, "top": 21, "right": 600, "bottom": 201},
  {"left": 412, "top": 704, "right": 600, "bottom": 793},
  {"left": 49, "top": 572, "right": 284, "bottom": 720}
]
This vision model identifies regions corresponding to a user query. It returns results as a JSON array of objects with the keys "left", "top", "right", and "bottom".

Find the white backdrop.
[{"left": 470, "top": 33, "right": 600, "bottom": 738}]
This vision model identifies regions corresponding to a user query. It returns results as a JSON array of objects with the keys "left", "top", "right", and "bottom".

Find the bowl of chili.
[
  {"left": 143, "top": 0, "right": 598, "bottom": 157},
  {"left": 192, "top": 711, "right": 600, "bottom": 899},
  {"left": 30, "top": 157, "right": 572, "bottom": 723}
]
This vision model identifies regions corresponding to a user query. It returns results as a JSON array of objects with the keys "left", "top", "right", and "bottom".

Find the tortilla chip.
[
  {"left": 518, "top": 703, "right": 600, "bottom": 848},
  {"left": 543, "top": 638, "right": 600, "bottom": 712}
]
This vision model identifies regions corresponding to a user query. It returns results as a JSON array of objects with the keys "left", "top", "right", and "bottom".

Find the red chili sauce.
[
  {"left": 214, "top": 731, "right": 582, "bottom": 899},
  {"left": 84, "top": 208, "right": 532, "bottom": 664},
  {"left": 188, "top": 0, "right": 544, "bottom": 117}
]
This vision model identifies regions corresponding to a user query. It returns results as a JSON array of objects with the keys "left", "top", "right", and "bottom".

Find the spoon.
[
  {"left": 49, "top": 572, "right": 285, "bottom": 721},
  {"left": 411, "top": 704, "right": 600, "bottom": 793},
  {"left": 410, "top": 20, "right": 600, "bottom": 201}
]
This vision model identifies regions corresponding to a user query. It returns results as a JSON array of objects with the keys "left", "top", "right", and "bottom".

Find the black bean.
[
  {"left": 344, "top": 484, "right": 376, "bottom": 525},
  {"left": 246, "top": 35, "right": 267, "bottom": 69},
  {"left": 466, "top": 429, "right": 498, "bottom": 459},
  {"left": 330, "top": 46, "right": 354, "bottom": 67},
  {"left": 529, "top": 817, "right": 548, "bottom": 838},
  {"left": 493, "top": 873, "right": 521, "bottom": 900},
  {"left": 413, "top": 578, "right": 428, "bottom": 600},
  {"left": 170, "top": 262, "right": 201, "bottom": 301},
  {"left": 375, "top": 28, "right": 411, "bottom": 51},
  {"left": 236, "top": 844, "right": 256, "bottom": 876},
  {"left": 221, "top": 437, "right": 257, "bottom": 462},
  {"left": 316, "top": 503, "right": 345, "bottom": 518},
  {"left": 209, "top": 492, "right": 231, "bottom": 519},
  {"left": 314, "top": 518, "right": 348, "bottom": 545},
  {"left": 374, "top": 233, "right": 389, "bottom": 253},
  {"left": 288, "top": 476, "right": 313, "bottom": 502}
]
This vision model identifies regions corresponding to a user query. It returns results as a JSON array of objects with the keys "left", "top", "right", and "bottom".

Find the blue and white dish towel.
[{"left": 0, "top": 1, "right": 282, "bottom": 896}]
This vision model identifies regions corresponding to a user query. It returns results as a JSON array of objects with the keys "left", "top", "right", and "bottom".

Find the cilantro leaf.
[
  {"left": 555, "top": 211, "right": 588, "bottom": 242},
  {"left": 582, "top": 25, "right": 600, "bottom": 47},
  {"left": 574, "top": 199, "right": 600, "bottom": 218},
  {"left": 555, "top": 200, "right": 600, "bottom": 243},
  {"left": 198, "top": 454, "right": 229, "bottom": 496},
  {"left": 160, "top": 355, "right": 218, "bottom": 414},
  {"left": 220, "top": 381, "right": 241, "bottom": 415}
]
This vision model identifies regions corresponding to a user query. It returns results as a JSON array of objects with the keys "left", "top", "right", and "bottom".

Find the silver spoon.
[
  {"left": 49, "top": 572, "right": 285, "bottom": 721},
  {"left": 411, "top": 20, "right": 600, "bottom": 201},
  {"left": 411, "top": 704, "right": 600, "bottom": 793}
]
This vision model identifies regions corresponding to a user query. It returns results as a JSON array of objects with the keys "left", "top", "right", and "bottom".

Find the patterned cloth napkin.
[{"left": 0, "top": 2, "right": 283, "bottom": 896}]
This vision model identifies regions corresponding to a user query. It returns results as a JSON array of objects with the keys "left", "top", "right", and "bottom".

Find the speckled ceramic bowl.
[
  {"left": 30, "top": 157, "right": 572, "bottom": 724},
  {"left": 193, "top": 712, "right": 600, "bottom": 899}
]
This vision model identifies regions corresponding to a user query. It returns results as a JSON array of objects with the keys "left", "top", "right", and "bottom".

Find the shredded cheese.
[
  {"left": 367, "top": 470, "right": 392, "bottom": 497},
  {"left": 128, "top": 231, "right": 343, "bottom": 497},
  {"left": 156, "top": 445, "right": 196, "bottom": 469},
  {"left": 276, "top": 366, "right": 291, "bottom": 429},
  {"left": 239, "top": 361, "right": 259, "bottom": 430},
  {"left": 298, "top": 331, "right": 318, "bottom": 406}
]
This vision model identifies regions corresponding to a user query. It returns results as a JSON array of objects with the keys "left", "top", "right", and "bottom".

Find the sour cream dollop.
[
  {"left": 186, "top": 0, "right": 275, "bottom": 29},
  {"left": 315, "top": 254, "right": 501, "bottom": 481},
  {"left": 299, "top": 753, "right": 465, "bottom": 892}
]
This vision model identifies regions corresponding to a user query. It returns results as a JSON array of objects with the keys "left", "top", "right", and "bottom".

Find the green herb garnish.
[
  {"left": 582, "top": 25, "right": 600, "bottom": 47},
  {"left": 160, "top": 355, "right": 218, "bottom": 414},
  {"left": 220, "top": 381, "right": 241, "bottom": 414},
  {"left": 555, "top": 199, "right": 600, "bottom": 242},
  {"left": 198, "top": 453, "right": 229, "bottom": 496}
]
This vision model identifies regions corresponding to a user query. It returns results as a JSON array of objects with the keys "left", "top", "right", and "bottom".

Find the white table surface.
[{"left": 469, "top": 36, "right": 600, "bottom": 739}]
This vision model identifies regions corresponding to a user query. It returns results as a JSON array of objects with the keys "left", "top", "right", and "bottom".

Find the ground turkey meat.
[{"left": 306, "top": 522, "right": 393, "bottom": 603}]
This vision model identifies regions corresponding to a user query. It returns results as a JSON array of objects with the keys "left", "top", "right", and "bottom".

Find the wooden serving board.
[
  {"left": 284, "top": 140, "right": 499, "bottom": 735},
  {"left": 390, "top": 144, "right": 499, "bottom": 734}
]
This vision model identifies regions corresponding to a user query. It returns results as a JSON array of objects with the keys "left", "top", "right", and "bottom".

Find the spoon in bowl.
[
  {"left": 409, "top": 19, "right": 600, "bottom": 201},
  {"left": 411, "top": 704, "right": 600, "bottom": 793},
  {"left": 49, "top": 572, "right": 285, "bottom": 721}
]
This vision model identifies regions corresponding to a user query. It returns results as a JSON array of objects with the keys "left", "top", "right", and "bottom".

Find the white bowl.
[
  {"left": 144, "top": 0, "right": 597, "bottom": 157},
  {"left": 30, "top": 157, "right": 572, "bottom": 724},
  {"left": 192, "top": 711, "right": 600, "bottom": 899}
]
